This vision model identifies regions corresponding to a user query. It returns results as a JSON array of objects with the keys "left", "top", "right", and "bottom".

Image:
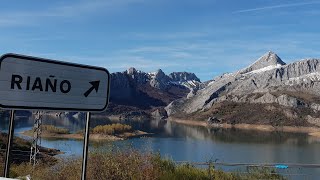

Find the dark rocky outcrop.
[
  {"left": 104, "top": 68, "right": 201, "bottom": 119},
  {"left": 207, "top": 117, "right": 221, "bottom": 124},
  {"left": 151, "top": 108, "right": 168, "bottom": 119},
  {"left": 169, "top": 72, "right": 200, "bottom": 83}
]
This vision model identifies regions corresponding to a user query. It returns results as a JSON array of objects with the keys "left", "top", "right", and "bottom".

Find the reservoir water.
[{"left": 1, "top": 113, "right": 320, "bottom": 179}]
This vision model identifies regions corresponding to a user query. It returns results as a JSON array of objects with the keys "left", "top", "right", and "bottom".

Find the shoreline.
[
  {"left": 167, "top": 118, "right": 320, "bottom": 138},
  {"left": 20, "top": 130, "right": 152, "bottom": 141}
]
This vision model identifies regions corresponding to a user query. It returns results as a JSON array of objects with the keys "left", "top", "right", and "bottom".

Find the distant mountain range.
[
  {"left": 18, "top": 51, "right": 316, "bottom": 129},
  {"left": 1, "top": 51, "right": 318, "bottom": 128},
  {"left": 104, "top": 51, "right": 320, "bottom": 128},
  {"left": 166, "top": 51, "right": 320, "bottom": 127},
  {"left": 103, "top": 67, "right": 201, "bottom": 119}
]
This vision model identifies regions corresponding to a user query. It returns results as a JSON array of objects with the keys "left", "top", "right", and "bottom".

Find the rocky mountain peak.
[
  {"left": 154, "top": 69, "right": 166, "bottom": 77},
  {"left": 115, "top": 67, "right": 201, "bottom": 90},
  {"left": 124, "top": 67, "right": 148, "bottom": 85},
  {"left": 150, "top": 69, "right": 170, "bottom": 90},
  {"left": 240, "top": 51, "right": 286, "bottom": 74},
  {"left": 126, "top": 67, "right": 137, "bottom": 75},
  {"left": 169, "top": 72, "right": 201, "bottom": 83},
  {"left": 258, "top": 51, "right": 285, "bottom": 65}
]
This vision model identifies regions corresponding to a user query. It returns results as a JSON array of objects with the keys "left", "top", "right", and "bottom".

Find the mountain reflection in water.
[{"left": 1, "top": 113, "right": 320, "bottom": 179}]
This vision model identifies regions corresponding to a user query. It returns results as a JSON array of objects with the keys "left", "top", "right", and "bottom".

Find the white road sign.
[{"left": 0, "top": 53, "right": 110, "bottom": 112}]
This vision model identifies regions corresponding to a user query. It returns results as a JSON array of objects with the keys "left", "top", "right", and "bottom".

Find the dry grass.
[
  {"left": 7, "top": 148, "right": 285, "bottom": 180},
  {"left": 41, "top": 125, "right": 69, "bottom": 134},
  {"left": 92, "top": 123, "right": 132, "bottom": 135}
]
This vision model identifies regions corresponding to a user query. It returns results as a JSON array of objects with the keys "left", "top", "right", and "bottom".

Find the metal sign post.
[
  {"left": 81, "top": 112, "right": 91, "bottom": 180},
  {"left": 0, "top": 53, "right": 110, "bottom": 179},
  {"left": 4, "top": 110, "right": 15, "bottom": 178}
]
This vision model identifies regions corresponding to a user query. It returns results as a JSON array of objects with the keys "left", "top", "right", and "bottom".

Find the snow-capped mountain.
[
  {"left": 166, "top": 51, "right": 320, "bottom": 127},
  {"left": 121, "top": 67, "right": 201, "bottom": 90},
  {"left": 239, "top": 51, "right": 286, "bottom": 74}
]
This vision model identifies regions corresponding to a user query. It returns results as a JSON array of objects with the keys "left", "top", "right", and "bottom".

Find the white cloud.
[
  {"left": 102, "top": 56, "right": 180, "bottom": 70},
  {"left": 9, "top": 31, "right": 320, "bottom": 82},
  {"left": 127, "top": 31, "right": 209, "bottom": 40},
  {"left": 14, "top": 52, "right": 181, "bottom": 72},
  {"left": 0, "top": 0, "right": 146, "bottom": 27},
  {"left": 233, "top": 1, "right": 320, "bottom": 14}
]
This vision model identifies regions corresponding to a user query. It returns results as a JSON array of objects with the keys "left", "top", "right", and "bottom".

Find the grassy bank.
[
  {"left": 21, "top": 124, "right": 150, "bottom": 141},
  {"left": 0, "top": 133, "right": 60, "bottom": 165},
  {"left": 92, "top": 123, "right": 132, "bottom": 135},
  {"left": 8, "top": 149, "right": 285, "bottom": 180}
]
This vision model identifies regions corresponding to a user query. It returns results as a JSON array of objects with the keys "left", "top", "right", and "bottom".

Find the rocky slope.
[
  {"left": 103, "top": 68, "right": 201, "bottom": 119},
  {"left": 166, "top": 51, "right": 320, "bottom": 127}
]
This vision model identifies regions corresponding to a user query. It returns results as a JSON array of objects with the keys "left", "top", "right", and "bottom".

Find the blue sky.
[{"left": 1, "top": 0, "right": 320, "bottom": 81}]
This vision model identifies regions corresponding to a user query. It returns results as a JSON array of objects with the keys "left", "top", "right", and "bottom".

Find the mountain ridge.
[
  {"left": 165, "top": 51, "right": 320, "bottom": 127},
  {"left": 103, "top": 67, "right": 201, "bottom": 119}
]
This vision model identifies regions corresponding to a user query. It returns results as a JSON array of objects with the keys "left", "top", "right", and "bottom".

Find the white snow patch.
[
  {"left": 285, "top": 72, "right": 320, "bottom": 86},
  {"left": 148, "top": 72, "right": 156, "bottom": 79},
  {"left": 169, "top": 80, "right": 199, "bottom": 89},
  {"left": 288, "top": 72, "right": 320, "bottom": 81},
  {"left": 186, "top": 80, "right": 196, "bottom": 87},
  {"left": 244, "top": 64, "right": 282, "bottom": 75},
  {"left": 208, "top": 80, "right": 216, "bottom": 86}
]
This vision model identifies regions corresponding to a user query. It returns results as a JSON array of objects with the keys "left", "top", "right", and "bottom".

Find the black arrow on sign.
[{"left": 84, "top": 81, "right": 100, "bottom": 97}]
